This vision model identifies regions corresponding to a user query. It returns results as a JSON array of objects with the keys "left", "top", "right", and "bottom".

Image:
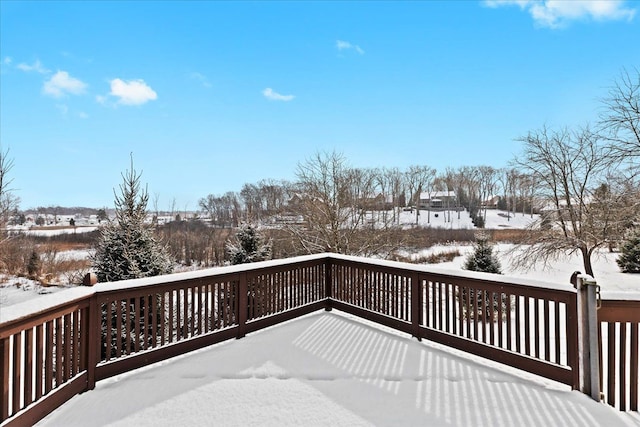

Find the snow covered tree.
[
  {"left": 92, "top": 159, "right": 173, "bottom": 282},
  {"left": 463, "top": 234, "right": 502, "bottom": 274},
  {"left": 617, "top": 229, "right": 640, "bottom": 273},
  {"left": 92, "top": 159, "right": 173, "bottom": 359},
  {"left": 461, "top": 234, "right": 504, "bottom": 322},
  {"left": 226, "top": 222, "right": 272, "bottom": 265}
]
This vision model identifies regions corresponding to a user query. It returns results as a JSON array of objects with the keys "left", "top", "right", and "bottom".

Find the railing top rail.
[
  {"left": 0, "top": 254, "right": 330, "bottom": 326},
  {"left": 0, "top": 286, "right": 94, "bottom": 326},
  {"left": 599, "top": 291, "right": 640, "bottom": 302},
  {"left": 1, "top": 252, "right": 583, "bottom": 328},
  {"left": 328, "top": 253, "right": 577, "bottom": 296}
]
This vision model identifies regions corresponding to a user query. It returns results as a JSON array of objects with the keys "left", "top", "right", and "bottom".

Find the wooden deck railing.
[
  {"left": 1, "top": 253, "right": 637, "bottom": 426},
  {"left": 599, "top": 299, "right": 640, "bottom": 411}
]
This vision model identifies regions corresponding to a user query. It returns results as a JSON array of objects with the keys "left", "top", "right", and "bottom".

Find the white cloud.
[
  {"left": 17, "top": 59, "right": 50, "bottom": 74},
  {"left": 43, "top": 71, "right": 87, "bottom": 97},
  {"left": 189, "top": 72, "right": 212, "bottom": 88},
  {"left": 3, "top": 57, "right": 12, "bottom": 65},
  {"left": 262, "top": 88, "right": 295, "bottom": 101},
  {"left": 484, "top": 0, "right": 636, "bottom": 28},
  {"left": 336, "top": 40, "right": 364, "bottom": 55},
  {"left": 78, "top": 111, "right": 89, "bottom": 119},
  {"left": 107, "top": 78, "right": 158, "bottom": 105}
]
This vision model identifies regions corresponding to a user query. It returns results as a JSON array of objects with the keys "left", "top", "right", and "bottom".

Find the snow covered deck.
[{"left": 38, "top": 311, "right": 632, "bottom": 427}]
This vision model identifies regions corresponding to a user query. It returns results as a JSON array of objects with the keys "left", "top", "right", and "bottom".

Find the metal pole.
[{"left": 573, "top": 274, "right": 601, "bottom": 401}]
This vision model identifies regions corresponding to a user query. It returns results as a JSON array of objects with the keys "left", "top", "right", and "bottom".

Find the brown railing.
[
  {"left": 0, "top": 254, "right": 635, "bottom": 426},
  {"left": 328, "top": 256, "right": 579, "bottom": 388},
  {"left": 599, "top": 299, "right": 640, "bottom": 411}
]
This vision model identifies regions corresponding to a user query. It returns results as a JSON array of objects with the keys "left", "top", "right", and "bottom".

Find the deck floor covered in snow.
[{"left": 39, "top": 311, "right": 635, "bottom": 427}]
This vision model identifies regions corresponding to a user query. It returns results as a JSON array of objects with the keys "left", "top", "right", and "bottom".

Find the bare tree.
[
  {"left": 511, "top": 126, "right": 635, "bottom": 277},
  {"left": 405, "top": 165, "right": 436, "bottom": 225},
  {"left": 288, "top": 151, "right": 399, "bottom": 256},
  {"left": 599, "top": 67, "right": 640, "bottom": 164},
  {"left": 1, "top": 146, "right": 19, "bottom": 244}
]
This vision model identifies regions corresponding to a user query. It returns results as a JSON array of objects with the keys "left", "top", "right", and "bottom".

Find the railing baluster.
[
  {"left": 35, "top": 324, "right": 43, "bottom": 400},
  {"left": 13, "top": 332, "right": 22, "bottom": 414},
  {"left": 497, "top": 292, "right": 504, "bottom": 348},
  {"left": 554, "top": 300, "right": 560, "bottom": 363},
  {"left": 632, "top": 323, "right": 638, "bottom": 412},
  {"left": 620, "top": 322, "right": 627, "bottom": 411},
  {"left": 544, "top": 299, "right": 550, "bottom": 362},
  {"left": 524, "top": 297, "right": 531, "bottom": 356},
  {"left": 106, "top": 301, "right": 113, "bottom": 360},
  {"left": 55, "top": 318, "right": 62, "bottom": 386},
  {"left": 608, "top": 322, "right": 616, "bottom": 406},
  {"left": 182, "top": 286, "right": 189, "bottom": 339},
  {"left": 45, "top": 321, "right": 53, "bottom": 393},
  {"left": 25, "top": 328, "right": 33, "bottom": 407},
  {"left": 534, "top": 298, "right": 540, "bottom": 359},
  {"left": 1, "top": 336, "right": 9, "bottom": 421}
]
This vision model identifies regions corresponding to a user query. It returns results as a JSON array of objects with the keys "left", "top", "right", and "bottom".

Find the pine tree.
[
  {"left": 92, "top": 159, "right": 173, "bottom": 359},
  {"left": 463, "top": 234, "right": 502, "bottom": 274},
  {"left": 617, "top": 229, "right": 640, "bottom": 273},
  {"left": 462, "top": 234, "right": 504, "bottom": 321},
  {"left": 226, "top": 223, "right": 272, "bottom": 265},
  {"left": 92, "top": 159, "right": 173, "bottom": 282},
  {"left": 27, "top": 250, "right": 40, "bottom": 279}
]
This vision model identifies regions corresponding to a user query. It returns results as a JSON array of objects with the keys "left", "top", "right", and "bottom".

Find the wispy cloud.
[
  {"left": 484, "top": 0, "right": 636, "bottom": 28},
  {"left": 104, "top": 78, "right": 158, "bottom": 106},
  {"left": 17, "top": 59, "right": 50, "bottom": 74},
  {"left": 189, "top": 72, "right": 212, "bottom": 88},
  {"left": 336, "top": 40, "right": 365, "bottom": 55},
  {"left": 3, "top": 57, "right": 12, "bottom": 65},
  {"left": 262, "top": 88, "right": 295, "bottom": 101},
  {"left": 43, "top": 71, "right": 87, "bottom": 97},
  {"left": 78, "top": 111, "right": 89, "bottom": 119}
]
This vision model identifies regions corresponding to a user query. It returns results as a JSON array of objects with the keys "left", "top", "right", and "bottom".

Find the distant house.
[
  {"left": 481, "top": 195, "right": 501, "bottom": 210},
  {"left": 358, "top": 193, "right": 393, "bottom": 210},
  {"left": 418, "top": 191, "right": 457, "bottom": 210}
]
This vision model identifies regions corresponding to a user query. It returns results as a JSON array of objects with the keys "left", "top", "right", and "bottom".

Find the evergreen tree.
[
  {"left": 462, "top": 234, "right": 504, "bottom": 322},
  {"left": 226, "top": 223, "right": 272, "bottom": 265},
  {"left": 92, "top": 159, "right": 173, "bottom": 359},
  {"left": 27, "top": 250, "right": 40, "bottom": 279},
  {"left": 617, "top": 229, "right": 640, "bottom": 273},
  {"left": 92, "top": 159, "right": 173, "bottom": 282},
  {"left": 463, "top": 234, "right": 502, "bottom": 274}
]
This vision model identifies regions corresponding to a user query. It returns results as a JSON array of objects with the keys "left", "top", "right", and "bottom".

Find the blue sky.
[{"left": 1, "top": 1, "right": 638, "bottom": 210}]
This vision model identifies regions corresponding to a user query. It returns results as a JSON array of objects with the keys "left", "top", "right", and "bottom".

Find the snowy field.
[
  {"left": 400, "top": 244, "right": 639, "bottom": 297},
  {"left": 380, "top": 208, "right": 538, "bottom": 230},
  {"left": 39, "top": 311, "right": 636, "bottom": 426}
]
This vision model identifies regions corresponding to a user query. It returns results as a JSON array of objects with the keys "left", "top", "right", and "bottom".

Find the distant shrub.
[
  {"left": 463, "top": 234, "right": 501, "bottom": 274},
  {"left": 424, "top": 249, "right": 461, "bottom": 264},
  {"left": 388, "top": 248, "right": 461, "bottom": 264},
  {"left": 617, "top": 229, "right": 640, "bottom": 273}
]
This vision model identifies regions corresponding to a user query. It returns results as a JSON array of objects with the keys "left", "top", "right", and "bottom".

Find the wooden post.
[
  {"left": 86, "top": 294, "right": 99, "bottom": 390},
  {"left": 1, "top": 337, "right": 9, "bottom": 422},
  {"left": 411, "top": 273, "right": 422, "bottom": 341},
  {"left": 324, "top": 258, "right": 333, "bottom": 311},
  {"left": 574, "top": 274, "right": 601, "bottom": 401},
  {"left": 236, "top": 273, "right": 248, "bottom": 339}
]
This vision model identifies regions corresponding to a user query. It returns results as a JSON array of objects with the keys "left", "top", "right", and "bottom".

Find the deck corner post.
[
  {"left": 411, "top": 273, "right": 422, "bottom": 341},
  {"left": 86, "top": 293, "right": 99, "bottom": 390},
  {"left": 236, "top": 272, "right": 248, "bottom": 339},
  {"left": 324, "top": 257, "right": 333, "bottom": 311}
]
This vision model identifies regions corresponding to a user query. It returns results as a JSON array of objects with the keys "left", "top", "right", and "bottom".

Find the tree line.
[{"left": 1, "top": 68, "right": 639, "bottom": 281}]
